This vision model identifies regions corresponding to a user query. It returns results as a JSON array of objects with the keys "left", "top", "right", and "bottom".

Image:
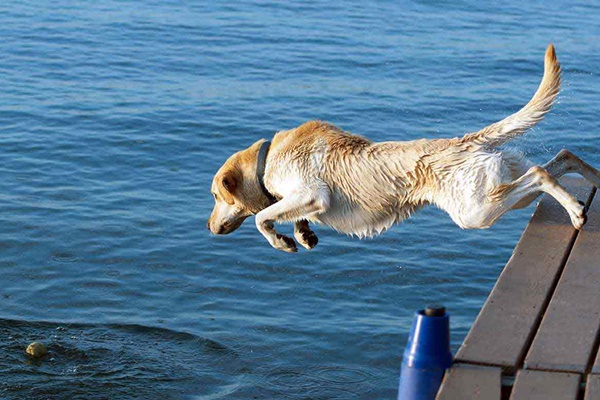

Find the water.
[{"left": 1, "top": 1, "right": 599, "bottom": 399}]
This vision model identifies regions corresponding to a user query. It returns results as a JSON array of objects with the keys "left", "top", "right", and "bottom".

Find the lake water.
[{"left": 1, "top": 1, "right": 599, "bottom": 399}]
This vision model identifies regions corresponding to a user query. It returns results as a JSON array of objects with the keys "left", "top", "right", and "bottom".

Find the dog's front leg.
[
  {"left": 294, "top": 220, "right": 318, "bottom": 250},
  {"left": 255, "top": 188, "right": 329, "bottom": 253}
]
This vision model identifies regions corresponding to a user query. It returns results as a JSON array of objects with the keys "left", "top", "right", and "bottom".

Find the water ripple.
[
  {"left": 50, "top": 252, "right": 79, "bottom": 263},
  {"left": 0, "top": 318, "right": 242, "bottom": 398}
]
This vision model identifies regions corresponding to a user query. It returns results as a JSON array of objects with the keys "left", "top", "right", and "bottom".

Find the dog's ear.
[{"left": 218, "top": 170, "right": 240, "bottom": 205}]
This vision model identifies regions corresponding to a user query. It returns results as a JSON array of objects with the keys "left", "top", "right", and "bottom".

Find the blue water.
[{"left": 1, "top": 1, "right": 599, "bottom": 399}]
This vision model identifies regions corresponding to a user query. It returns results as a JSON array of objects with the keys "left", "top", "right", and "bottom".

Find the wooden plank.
[
  {"left": 595, "top": 349, "right": 600, "bottom": 374},
  {"left": 509, "top": 369, "right": 580, "bottom": 400},
  {"left": 585, "top": 374, "right": 600, "bottom": 400},
  {"left": 455, "top": 178, "right": 593, "bottom": 372},
  {"left": 525, "top": 189, "right": 600, "bottom": 373},
  {"left": 436, "top": 364, "right": 501, "bottom": 400}
]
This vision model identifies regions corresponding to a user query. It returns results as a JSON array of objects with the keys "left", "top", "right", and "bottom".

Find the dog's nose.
[{"left": 206, "top": 221, "right": 211, "bottom": 231}]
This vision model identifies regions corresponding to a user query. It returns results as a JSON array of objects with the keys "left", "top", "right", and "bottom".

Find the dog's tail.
[{"left": 460, "top": 44, "right": 561, "bottom": 147}]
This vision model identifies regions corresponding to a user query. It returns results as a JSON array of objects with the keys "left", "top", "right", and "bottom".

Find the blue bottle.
[{"left": 397, "top": 306, "right": 452, "bottom": 400}]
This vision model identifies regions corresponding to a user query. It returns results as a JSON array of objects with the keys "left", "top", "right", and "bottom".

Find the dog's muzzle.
[{"left": 207, "top": 216, "right": 246, "bottom": 235}]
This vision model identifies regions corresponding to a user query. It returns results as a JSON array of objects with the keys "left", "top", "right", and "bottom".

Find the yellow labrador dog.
[{"left": 208, "top": 45, "right": 600, "bottom": 253}]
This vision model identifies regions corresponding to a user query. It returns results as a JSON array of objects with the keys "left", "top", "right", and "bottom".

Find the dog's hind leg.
[
  {"left": 509, "top": 149, "right": 599, "bottom": 210},
  {"left": 255, "top": 187, "right": 330, "bottom": 253},
  {"left": 462, "top": 166, "right": 586, "bottom": 230},
  {"left": 543, "top": 149, "right": 600, "bottom": 187},
  {"left": 294, "top": 220, "right": 318, "bottom": 250}
]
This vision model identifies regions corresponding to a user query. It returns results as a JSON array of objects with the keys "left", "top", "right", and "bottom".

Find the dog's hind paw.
[
  {"left": 295, "top": 228, "right": 318, "bottom": 250},
  {"left": 570, "top": 201, "right": 587, "bottom": 230},
  {"left": 272, "top": 233, "right": 298, "bottom": 253}
]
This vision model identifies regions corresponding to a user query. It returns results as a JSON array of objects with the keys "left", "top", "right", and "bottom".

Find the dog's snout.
[
  {"left": 206, "top": 218, "right": 227, "bottom": 235},
  {"left": 206, "top": 206, "right": 247, "bottom": 236}
]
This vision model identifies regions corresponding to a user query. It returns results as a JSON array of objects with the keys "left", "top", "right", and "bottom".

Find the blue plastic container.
[{"left": 397, "top": 306, "right": 452, "bottom": 400}]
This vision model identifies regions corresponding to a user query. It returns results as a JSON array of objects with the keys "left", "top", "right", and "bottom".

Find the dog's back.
[{"left": 266, "top": 121, "right": 449, "bottom": 236}]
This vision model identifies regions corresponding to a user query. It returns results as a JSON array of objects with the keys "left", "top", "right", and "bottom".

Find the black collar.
[{"left": 257, "top": 140, "right": 278, "bottom": 205}]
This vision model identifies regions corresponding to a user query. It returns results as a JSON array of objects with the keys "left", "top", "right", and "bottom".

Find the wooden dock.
[{"left": 436, "top": 178, "right": 600, "bottom": 400}]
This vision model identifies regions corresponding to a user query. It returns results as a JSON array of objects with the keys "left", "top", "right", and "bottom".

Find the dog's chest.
[
  {"left": 266, "top": 139, "right": 329, "bottom": 198},
  {"left": 265, "top": 161, "right": 305, "bottom": 198}
]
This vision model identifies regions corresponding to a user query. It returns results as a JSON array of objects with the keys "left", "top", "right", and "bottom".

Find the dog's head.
[{"left": 207, "top": 140, "right": 271, "bottom": 235}]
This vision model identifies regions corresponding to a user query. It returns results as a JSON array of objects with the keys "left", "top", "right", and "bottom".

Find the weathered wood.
[
  {"left": 455, "top": 178, "right": 594, "bottom": 372},
  {"left": 509, "top": 369, "right": 580, "bottom": 400},
  {"left": 585, "top": 374, "right": 600, "bottom": 400},
  {"left": 594, "top": 349, "right": 600, "bottom": 374},
  {"left": 436, "top": 364, "right": 501, "bottom": 400},
  {"left": 525, "top": 188, "right": 600, "bottom": 373}
]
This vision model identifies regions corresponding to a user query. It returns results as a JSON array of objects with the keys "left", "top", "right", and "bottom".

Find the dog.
[{"left": 208, "top": 44, "right": 600, "bottom": 253}]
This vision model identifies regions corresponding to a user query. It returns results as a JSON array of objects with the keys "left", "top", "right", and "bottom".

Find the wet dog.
[{"left": 208, "top": 44, "right": 600, "bottom": 252}]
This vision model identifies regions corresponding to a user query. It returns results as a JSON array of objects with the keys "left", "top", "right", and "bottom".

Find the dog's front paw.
[
  {"left": 272, "top": 233, "right": 298, "bottom": 253},
  {"left": 295, "top": 228, "right": 318, "bottom": 250}
]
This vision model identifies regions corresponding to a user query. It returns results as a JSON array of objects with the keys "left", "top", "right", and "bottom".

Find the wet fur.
[{"left": 208, "top": 45, "right": 600, "bottom": 252}]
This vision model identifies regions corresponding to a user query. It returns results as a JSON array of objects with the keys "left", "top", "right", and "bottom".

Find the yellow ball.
[{"left": 26, "top": 342, "right": 47, "bottom": 358}]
